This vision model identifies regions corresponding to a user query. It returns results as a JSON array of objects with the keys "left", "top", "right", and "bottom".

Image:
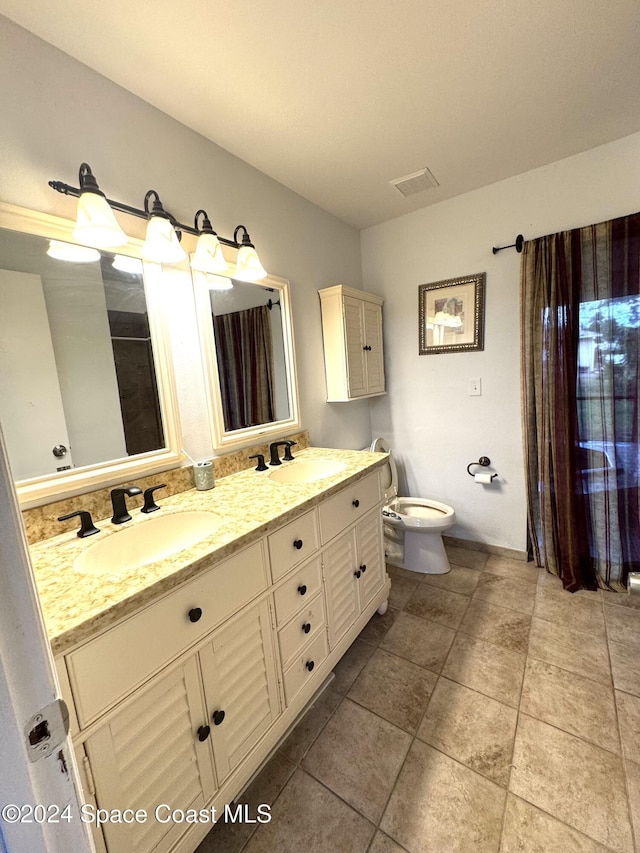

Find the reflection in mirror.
[
  {"left": 193, "top": 271, "right": 301, "bottom": 452},
  {"left": 0, "top": 217, "right": 179, "bottom": 502}
]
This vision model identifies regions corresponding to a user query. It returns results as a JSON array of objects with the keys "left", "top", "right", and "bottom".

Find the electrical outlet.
[{"left": 468, "top": 378, "right": 482, "bottom": 396}]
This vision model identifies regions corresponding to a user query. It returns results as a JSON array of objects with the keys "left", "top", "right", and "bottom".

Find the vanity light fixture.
[
  {"left": 49, "top": 163, "right": 268, "bottom": 276},
  {"left": 70, "top": 163, "right": 128, "bottom": 248},
  {"left": 46, "top": 239, "right": 100, "bottom": 263}
]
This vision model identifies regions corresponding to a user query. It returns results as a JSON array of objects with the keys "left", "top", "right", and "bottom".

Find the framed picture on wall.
[{"left": 418, "top": 272, "right": 486, "bottom": 354}]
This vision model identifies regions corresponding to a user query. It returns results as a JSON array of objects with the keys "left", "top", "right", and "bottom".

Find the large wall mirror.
[
  {"left": 193, "top": 270, "right": 301, "bottom": 452},
  {"left": 0, "top": 204, "right": 182, "bottom": 506}
]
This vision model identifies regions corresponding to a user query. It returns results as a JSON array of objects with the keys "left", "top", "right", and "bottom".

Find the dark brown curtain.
[
  {"left": 522, "top": 212, "right": 640, "bottom": 591},
  {"left": 213, "top": 305, "right": 275, "bottom": 431}
]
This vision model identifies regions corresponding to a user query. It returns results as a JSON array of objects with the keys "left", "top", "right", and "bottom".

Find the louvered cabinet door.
[
  {"left": 363, "top": 301, "right": 385, "bottom": 394},
  {"left": 343, "top": 296, "right": 367, "bottom": 397},
  {"left": 356, "top": 509, "right": 386, "bottom": 611},
  {"left": 323, "top": 531, "right": 359, "bottom": 649},
  {"left": 199, "top": 600, "right": 280, "bottom": 783},
  {"left": 84, "top": 656, "right": 215, "bottom": 853}
]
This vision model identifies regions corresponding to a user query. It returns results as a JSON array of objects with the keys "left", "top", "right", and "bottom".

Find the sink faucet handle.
[
  {"left": 283, "top": 441, "right": 297, "bottom": 461},
  {"left": 58, "top": 510, "right": 100, "bottom": 538},
  {"left": 141, "top": 484, "right": 167, "bottom": 514},
  {"left": 249, "top": 454, "right": 268, "bottom": 472}
]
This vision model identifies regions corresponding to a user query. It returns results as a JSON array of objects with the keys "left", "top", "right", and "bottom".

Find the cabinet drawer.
[
  {"left": 268, "top": 509, "right": 319, "bottom": 582},
  {"left": 318, "top": 470, "right": 382, "bottom": 543},
  {"left": 283, "top": 631, "right": 329, "bottom": 706},
  {"left": 273, "top": 556, "right": 322, "bottom": 626},
  {"left": 278, "top": 592, "right": 326, "bottom": 670},
  {"left": 67, "top": 540, "right": 268, "bottom": 726}
]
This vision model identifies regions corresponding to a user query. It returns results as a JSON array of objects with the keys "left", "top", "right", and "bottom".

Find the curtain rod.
[{"left": 492, "top": 234, "right": 524, "bottom": 254}]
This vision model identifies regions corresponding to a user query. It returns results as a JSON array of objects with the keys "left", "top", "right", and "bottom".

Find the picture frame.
[{"left": 418, "top": 272, "right": 486, "bottom": 354}]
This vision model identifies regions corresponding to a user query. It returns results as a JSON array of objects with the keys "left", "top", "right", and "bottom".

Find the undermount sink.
[
  {"left": 74, "top": 511, "right": 224, "bottom": 575},
  {"left": 268, "top": 458, "right": 347, "bottom": 484}
]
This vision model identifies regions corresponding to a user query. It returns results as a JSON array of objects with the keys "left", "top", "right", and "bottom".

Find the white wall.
[
  {"left": 362, "top": 133, "right": 640, "bottom": 553},
  {"left": 0, "top": 16, "right": 372, "bottom": 456}
]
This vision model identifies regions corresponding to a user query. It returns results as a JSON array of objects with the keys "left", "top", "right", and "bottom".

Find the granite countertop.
[{"left": 31, "top": 447, "right": 387, "bottom": 655}]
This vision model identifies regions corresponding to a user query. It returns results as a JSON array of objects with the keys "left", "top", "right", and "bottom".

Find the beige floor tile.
[
  {"left": 357, "top": 606, "right": 398, "bottom": 647},
  {"left": 278, "top": 687, "right": 342, "bottom": 764},
  {"left": 510, "top": 714, "right": 633, "bottom": 852},
  {"left": 537, "top": 571, "right": 601, "bottom": 600},
  {"left": 624, "top": 758, "right": 640, "bottom": 849},
  {"left": 610, "top": 641, "right": 640, "bottom": 697},
  {"left": 616, "top": 691, "right": 640, "bottom": 763},
  {"left": 535, "top": 585, "right": 605, "bottom": 637},
  {"left": 604, "top": 606, "right": 640, "bottom": 651},
  {"left": 444, "top": 545, "right": 489, "bottom": 570},
  {"left": 331, "top": 639, "right": 375, "bottom": 694},
  {"left": 419, "top": 562, "right": 481, "bottom": 595},
  {"left": 528, "top": 617, "right": 611, "bottom": 686},
  {"left": 380, "top": 611, "right": 456, "bottom": 672},
  {"left": 520, "top": 658, "right": 619, "bottom": 754},
  {"left": 442, "top": 632, "right": 525, "bottom": 707},
  {"left": 387, "top": 564, "right": 424, "bottom": 584},
  {"left": 501, "top": 794, "right": 614, "bottom": 852},
  {"left": 473, "top": 572, "right": 536, "bottom": 615},
  {"left": 460, "top": 597, "right": 531, "bottom": 653},
  {"left": 403, "top": 583, "right": 470, "bottom": 629},
  {"left": 302, "top": 698, "right": 411, "bottom": 823},
  {"left": 380, "top": 740, "right": 505, "bottom": 852},
  {"left": 484, "top": 554, "right": 540, "bottom": 584},
  {"left": 368, "top": 831, "right": 408, "bottom": 853},
  {"left": 388, "top": 574, "right": 419, "bottom": 610},
  {"left": 602, "top": 589, "right": 640, "bottom": 611},
  {"left": 417, "top": 677, "right": 517, "bottom": 786},
  {"left": 348, "top": 648, "right": 437, "bottom": 732},
  {"left": 242, "top": 769, "right": 374, "bottom": 853}
]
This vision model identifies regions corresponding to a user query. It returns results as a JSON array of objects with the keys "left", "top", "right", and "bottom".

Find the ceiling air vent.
[{"left": 390, "top": 167, "right": 439, "bottom": 198}]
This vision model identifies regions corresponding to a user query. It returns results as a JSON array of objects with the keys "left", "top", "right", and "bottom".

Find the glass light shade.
[
  {"left": 112, "top": 254, "right": 144, "bottom": 275},
  {"left": 72, "top": 192, "right": 127, "bottom": 248},
  {"left": 47, "top": 240, "right": 100, "bottom": 263},
  {"left": 142, "top": 216, "right": 187, "bottom": 264},
  {"left": 205, "top": 274, "right": 234, "bottom": 291},
  {"left": 234, "top": 244, "right": 267, "bottom": 281},
  {"left": 190, "top": 232, "right": 229, "bottom": 274}
]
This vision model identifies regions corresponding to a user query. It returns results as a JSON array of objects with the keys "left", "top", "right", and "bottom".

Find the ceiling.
[{"left": 2, "top": 0, "right": 640, "bottom": 229}]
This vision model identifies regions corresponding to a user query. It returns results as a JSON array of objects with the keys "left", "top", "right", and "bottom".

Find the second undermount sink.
[
  {"left": 74, "top": 511, "right": 224, "bottom": 575},
  {"left": 268, "top": 458, "right": 347, "bottom": 484}
]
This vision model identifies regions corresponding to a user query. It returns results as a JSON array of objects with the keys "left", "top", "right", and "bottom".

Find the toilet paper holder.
[{"left": 466, "top": 457, "right": 498, "bottom": 480}]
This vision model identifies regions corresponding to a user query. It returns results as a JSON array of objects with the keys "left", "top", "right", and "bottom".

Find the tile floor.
[{"left": 197, "top": 547, "right": 640, "bottom": 852}]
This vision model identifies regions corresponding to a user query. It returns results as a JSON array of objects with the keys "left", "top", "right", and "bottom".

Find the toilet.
[{"left": 370, "top": 437, "right": 456, "bottom": 575}]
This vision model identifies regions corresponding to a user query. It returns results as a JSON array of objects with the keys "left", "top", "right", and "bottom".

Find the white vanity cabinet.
[{"left": 319, "top": 284, "right": 385, "bottom": 401}]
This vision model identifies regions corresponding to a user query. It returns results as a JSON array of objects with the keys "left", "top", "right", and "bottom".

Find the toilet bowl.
[{"left": 370, "top": 438, "right": 456, "bottom": 575}]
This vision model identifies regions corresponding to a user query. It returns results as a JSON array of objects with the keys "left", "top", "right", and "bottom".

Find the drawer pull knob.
[
  {"left": 197, "top": 725, "right": 211, "bottom": 742},
  {"left": 293, "top": 539, "right": 304, "bottom": 550},
  {"left": 302, "top": 622, "right": 311, "bottom": 634},
  {"left": 188, "top": 607, "right": 203, "bottom": 623},
  {"left": 298, "top": 584, "right": 307, "bottom": 596},
  {"left": 360, "top": 564, "right": 367, "bottom": 573},
  {"left": 352, "top": 499, "right": 360, "bottom": 508},
  {"left": 354, "top": 570, "right": 362, "bottom": 579},
  {"left": 212, "top": 709, "right": 226, "bottom": 726},
  {"left": 305, "top": 660, "right": 315, "bottom": 672}
]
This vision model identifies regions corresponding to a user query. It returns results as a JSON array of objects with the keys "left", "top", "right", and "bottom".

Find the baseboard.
[{"left": 443, "top": 534, "right": 529, "bottom": 563}]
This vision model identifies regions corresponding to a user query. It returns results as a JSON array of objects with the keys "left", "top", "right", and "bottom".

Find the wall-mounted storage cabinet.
[{"left": 318, "top": 285, "right": 385, "bottom": 401}]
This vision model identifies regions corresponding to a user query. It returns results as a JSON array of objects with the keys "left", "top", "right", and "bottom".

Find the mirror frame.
[
  {"left": 0, "top": 202, "right": 183, "bottom": 507},
  {"left": 192, "top": 270, "right": 301, "bottom": 452}
]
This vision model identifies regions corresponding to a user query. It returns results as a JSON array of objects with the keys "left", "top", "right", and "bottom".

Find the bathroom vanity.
[{"left": 31, "top": 447, "right": 390, "bottom": 853}]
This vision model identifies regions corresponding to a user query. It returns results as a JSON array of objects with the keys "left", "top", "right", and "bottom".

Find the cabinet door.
[
  {"left": 343, "top": 296, "right": 367, "bottom": 397},
  {"left": 356, "top": 509, "right": 386, "bottom": 611},
  {"left": 85, "top": 656, "right": 215, "bottom": 853},
  {"left": 363, "top": 301, "right": 385, "bottom": 394},
  {"left": 323, "top": 531, "right": 359, "bottom": 649},
  {"left": 199, "top": 600, "right": 280, "bottom": 783}
]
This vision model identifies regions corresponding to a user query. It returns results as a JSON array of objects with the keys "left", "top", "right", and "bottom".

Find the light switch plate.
[{"left": 468, "top": 378, "right": 482, "bottom": 396}]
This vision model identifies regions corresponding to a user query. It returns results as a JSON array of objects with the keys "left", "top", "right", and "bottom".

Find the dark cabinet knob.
[
  {"left": 293, "top": 539, "right": 303, "bottom": 550},
  {"left": 352, "top": 499, "right": 360, "bottom": 508},
  {"left": 354, "top": 570, "right": 362, "bottom": 579},
  {"left": 212, "top": 709, "right": 225, "bottom": 726},
  {"left": 197, "top": 725, "right": 211, "bottom": 742},
  {"left": 302, "top": 622, "right": 311, "bottom": 634},
  {"left": 305, "top": 660, "right": 315, "bottom": 672},
  {"left": 360, "top": 564, "right": 367, "bottom": 573},
  {"left": 298, "top": 584, "right": 307, "bottom": 596},
  {"left": 188, "top": 607, "right": 203, "bottom": 623}
]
